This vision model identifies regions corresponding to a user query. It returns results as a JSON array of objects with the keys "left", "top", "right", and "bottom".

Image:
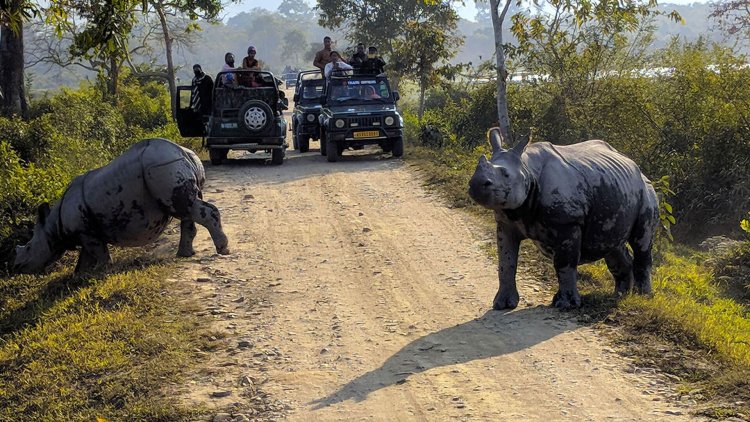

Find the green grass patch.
[
  {"left": 407, "top": 143, "right": 750, "bottom": 418},
  {"left": 0, "top": 250, "right": 208, "bottom": 420},
  {"left": 407, "top": 145, "right": 490, "bottom": 212}
]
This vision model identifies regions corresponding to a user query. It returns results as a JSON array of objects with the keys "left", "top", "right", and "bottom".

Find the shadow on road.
[{"left": 309, "top": 306, "right": 573, "bottom": 409}]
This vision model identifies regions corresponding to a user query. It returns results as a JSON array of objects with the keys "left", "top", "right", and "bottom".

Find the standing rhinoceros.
[
  {"left": 14, "top": 138, "right": 230, "bottom": 274},
  {"left": 468, "top": 128, "right": 659, "bottom": 310}
]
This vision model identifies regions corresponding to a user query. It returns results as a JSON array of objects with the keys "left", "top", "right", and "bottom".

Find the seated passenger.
[
  {"left": 331, "top": 84, "right": 349, "bottom": 98},
  {"left": 303, "top": 85, "right": 319, "bottom": 99},
  {"left": 220, "top": 52, "right": 237, "bottom": 86},
  {"left": 362, "top": 85, "right": 381, "bottom": 99},
  {"left": 324, "top": 51, "right": 353, "bottom": 78}
]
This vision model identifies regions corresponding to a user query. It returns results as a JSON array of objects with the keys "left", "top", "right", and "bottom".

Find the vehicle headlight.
[
  {"left": 335, "top": 119, "right": 345, "bottom": 128},
  {"left": 385, "top": 116, "right": 395, "bottom": 126},
  {"left": 306, "top": 113, "right": 315, "bottom": 122}
]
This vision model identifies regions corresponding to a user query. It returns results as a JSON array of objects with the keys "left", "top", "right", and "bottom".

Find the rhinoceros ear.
[
  {"left": 487, "top": 127, "right": 506, "bottom": 153},
  {"left": 512, "top": 132, "right": 531, "bottom": 156},
  {"left": 37, "top": 202, "right": 51, "bottom": 225}
]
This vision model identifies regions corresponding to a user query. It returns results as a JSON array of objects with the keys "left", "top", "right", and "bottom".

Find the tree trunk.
[
  {"left": 107, "top": 55, "right": 119, "bottom": 98},
  {"left": 0, "top": 21, "right": 28, "bottom": 119},
  {"left": 418, "top": 74, "right": 427, "bottom": 122},
  {"left": 156, "top": 3, "right": 176, "bottom": 117},
  {"left": 490, "top": 0, "right": 513, "bottom": 144}
]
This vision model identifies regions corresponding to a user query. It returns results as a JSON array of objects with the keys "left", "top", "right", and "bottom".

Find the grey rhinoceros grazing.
[
  {"left": 14, "top": 138, "right": 230, "bottom": 274},
  {"left": 468, "top": 128, "right": 659, "bottom": 310}
]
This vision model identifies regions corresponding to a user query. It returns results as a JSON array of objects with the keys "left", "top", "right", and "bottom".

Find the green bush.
[{"left": 118, "top": 81, "right": 171, "bottom": 132}]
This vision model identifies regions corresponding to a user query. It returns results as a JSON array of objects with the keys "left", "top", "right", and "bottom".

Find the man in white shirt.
[{"left": 324, "top": 51, "right": 353, "bottom": 78}]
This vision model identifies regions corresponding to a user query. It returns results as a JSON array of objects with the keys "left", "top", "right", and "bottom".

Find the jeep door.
[{"left": 175, "top": 86, "right": 206, "bottom": 137}]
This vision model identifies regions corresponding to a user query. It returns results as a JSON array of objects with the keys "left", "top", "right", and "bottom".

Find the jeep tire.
[
  {"left": 326, "top": 137, "right": 338, "bottom": 162},
  {"left": 320, "top": 129, "right": 327, "bottom": 156},
  {"left": 392, "top": 136, "right": 404, "bottom": 157},
  {"left": 209, "top": 147, "right": 227, "bottom": 165},
  {"left": 238, "top": 100, "right": 273, "bottom": 133},
  {"left": 271, "top": 147, "right": 285, "bottom": 165},
  {"left": 299, "top": 136, "right": 310, "bottom": 153},
  {"left": 292, "top": 132, "right": 299, "bottom": 150}
]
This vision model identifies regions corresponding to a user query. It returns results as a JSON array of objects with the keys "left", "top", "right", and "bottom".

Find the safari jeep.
[
  {"left": 291, "top": 70, "right": 324, "bottom": 153},
  {"left": 175, "top": 70, "right": 288, "bottom": 165},
  {"left": 319, "top": 74, "right": 403, "bottom": 162}
]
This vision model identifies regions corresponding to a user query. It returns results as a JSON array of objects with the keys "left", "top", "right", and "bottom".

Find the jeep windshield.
[
  {"left": 298, "top": 74, "right": 325, "bottom": 104},
  {"left": 326, "top": 76, "right": 393, "bottom": 104}
]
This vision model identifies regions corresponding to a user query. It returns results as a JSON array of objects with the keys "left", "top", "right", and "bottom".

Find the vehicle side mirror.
[
  {"left": 280, "top": 97, "right": 289, "bottom": 110},
  {"left": 392, "top": 91, "right": 400, "bottom": 102},
  {"left": 293, "top": 93, "right": 299, "bottom": 103}
]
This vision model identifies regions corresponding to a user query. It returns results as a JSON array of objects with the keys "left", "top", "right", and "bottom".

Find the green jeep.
[
  {"left": 319, "top": 74, "right": 403, "bottom": 162},
  {"left": 291, "top": 70, "right": 324, "bottom": 153},
  {"left": 175, "top": 70, "right": 288, "bottom": 165}
]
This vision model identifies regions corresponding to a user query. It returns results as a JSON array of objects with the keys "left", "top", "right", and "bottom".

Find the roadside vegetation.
[
  {"left": 0, "top": 250, "right": 210, "bottom": 419},
  {"left": 401, "top": 40, "right": 750, "bottom": 419}
]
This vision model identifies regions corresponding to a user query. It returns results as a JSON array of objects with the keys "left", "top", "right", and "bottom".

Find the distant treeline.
[{"left": 23, "top": 2, "right": 725, "bottom": 94}]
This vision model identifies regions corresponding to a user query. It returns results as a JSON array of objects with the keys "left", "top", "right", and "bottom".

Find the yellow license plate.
[{"left": 353, "top": 130, "right": 380, "bottom": 139}]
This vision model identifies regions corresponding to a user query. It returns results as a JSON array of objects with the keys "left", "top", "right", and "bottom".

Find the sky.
[
  {"left": 221, "top": 0, "right": 707, "bottom": 23},
  {"left": 220, "top": 0, "right": 478, "bottom": 22}
]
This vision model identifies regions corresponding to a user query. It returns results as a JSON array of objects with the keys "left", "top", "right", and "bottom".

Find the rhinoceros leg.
[
  {"left": 145, "top": 158, "right": 227, "bottom": 256},
  {"left": 630, "top": 233, "right": 654, "bottom": 295},
  {"left": 551, "top": 226, "right": 582, "bottom": 310},
  {"left": 75, "top": 235, "right": 111, "bottom": 274},
  {"left": 177, "top": 219, "right": 198, "bottom": 257},
  {"left": 604, "top": 246, "right": 634, "bottom": 295},
  {"left": 189, "top": 200, "right": 230, "bottom": 255},
  {"left": 632, "top": 247, "right": 653, "bottom": 294},
  {"left": 630, "top": 205, "right": 657, "bottom": 295},
  {"left": 493, "top": 223, "right": 521, "bottom": 310}
]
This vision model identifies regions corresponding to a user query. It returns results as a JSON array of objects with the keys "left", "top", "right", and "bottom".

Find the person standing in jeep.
[
  {"left": 241, "top": 46, "right": 262, "bottom": 70},
  {"left": 240, "top": 46, "right": 263, "bottom": 87},
  {"left": 361, "top": 46, "right": 386, "bottom": 75},
  {"left": 313, "top": 36, "right": 333, "bottom": 77},
  {"left": 349, "top": 43, "right": 367, "bottom": 74}
]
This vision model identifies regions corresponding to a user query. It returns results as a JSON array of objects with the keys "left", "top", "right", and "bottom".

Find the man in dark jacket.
[
  {"left": 349, "top": 43, "right": 367, "bottom": 74},
  {"left": 361, "top": 46, "right": 386, "bottom": 75},
  {"left": 190, "top": 64, "right": 214, "bottom": 120}
]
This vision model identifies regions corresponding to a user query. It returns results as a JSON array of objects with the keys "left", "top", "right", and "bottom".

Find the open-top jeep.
[
  {"left": 175, "top": 70, "right": 288, "bottom": 165},
  {"left": 291, "top": 70, "right": 324, "bottom": 153},
  {"left": 319, "top": 74, "right": 403, "bottom": 162}
]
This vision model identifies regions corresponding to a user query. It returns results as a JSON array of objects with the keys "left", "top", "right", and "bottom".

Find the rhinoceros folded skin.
[
  {"left": 468, "top": 128, "right": 658, "bottom": 310},
  {"left": 14, "top": 138, "right": 230, "bottom": 274}
]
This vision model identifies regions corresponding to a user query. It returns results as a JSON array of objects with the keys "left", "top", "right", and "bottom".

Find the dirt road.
[{"left": 169, "top": 144, "right": 701, "bottom": 421}]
